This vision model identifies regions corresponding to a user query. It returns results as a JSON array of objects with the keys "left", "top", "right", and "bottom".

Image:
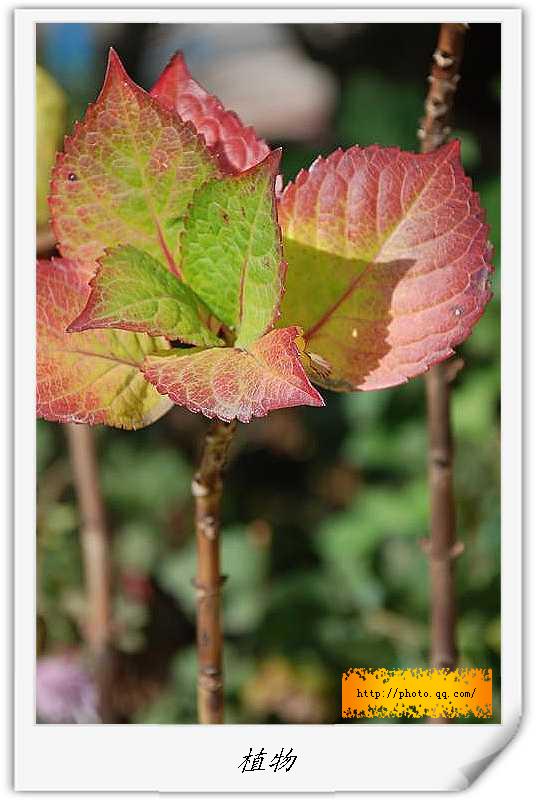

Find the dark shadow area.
[{"left": 280, "top": 239, "right": 416, "bottom": 390}]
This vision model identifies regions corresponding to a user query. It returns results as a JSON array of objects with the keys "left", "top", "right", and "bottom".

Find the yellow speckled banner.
[{"left": 342, "top": 668, "right": 492, "bottom": 719}]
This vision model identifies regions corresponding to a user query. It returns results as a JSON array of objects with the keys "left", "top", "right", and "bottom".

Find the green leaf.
[
  {"left": 49, "top": 49, "right": 218, "bottom": 275},
  {"left": 36, "top": 66, "right": 67, "bottom": 228},
  {"left": 181, "top": 150, "right": 285, "bottom": 348},
  {"left": 68, "top": 245, "right": 222, "bottom": 346}
]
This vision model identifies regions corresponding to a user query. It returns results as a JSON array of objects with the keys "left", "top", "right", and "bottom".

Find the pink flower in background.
[{"left": 36, "top": 654, "right": 99, "bottom": 724}]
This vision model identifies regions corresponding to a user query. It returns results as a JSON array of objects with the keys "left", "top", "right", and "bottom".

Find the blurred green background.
[{"left": 36, "top": 22, "right": 500, "bottom": 724}]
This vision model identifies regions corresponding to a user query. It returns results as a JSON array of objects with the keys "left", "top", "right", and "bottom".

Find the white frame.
[{"left": 14, "top": 6, "right": 522, "bottom": 792}]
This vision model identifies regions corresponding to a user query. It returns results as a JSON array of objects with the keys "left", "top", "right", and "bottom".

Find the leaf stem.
[
  {"left": 66, "top": 423, "right": 115, "bottom": 723},
  {"left": 419, "top": 22, "right": 467, "bottom": 718},
  {"left": 192, "top": 420, "right": 237, "bottom": 723}
]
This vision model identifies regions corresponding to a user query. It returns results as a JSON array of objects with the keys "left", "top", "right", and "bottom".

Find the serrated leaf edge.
[{"left": 48, "top": 48, "right": 222, "bottom": 268}]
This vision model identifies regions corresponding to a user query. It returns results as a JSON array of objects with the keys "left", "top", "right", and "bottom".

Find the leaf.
[
  {"left": 181, "top": 149, "right": 285, "bottom": 349},
  {"left": 49, "top": 49, "right": 218, "bottom": 275},
  {"left": 37, "top": 258, "right": 173, "bottom": 429},
  {"left": 142, "top": 326, "right": 324, "bottom": 423},
  {"left": 36, "top": 66, "right": 67, "bottom": 229},
  {"left": 67, "top": 245, "right": 222, "bottom": 347},
  {"left": 278, "top": 141, "right": 493, "bottom": 391},
  {"left": 150, "top": 52, "right": 270, "bottom": 175}
]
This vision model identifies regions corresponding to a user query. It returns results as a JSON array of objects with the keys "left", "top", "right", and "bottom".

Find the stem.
[
  {"left": 419, "top": 23, "right": 467, "bottom": 717},
  {"left": 418, "top": 23, "right": 467, "bottom": 153},
  {"left": 65, "top": 423, "right": 114, "bottom": 722},
  {"left": 36, "top": 226, "right": 57, "bottom": 258},
  {"left": 192, "top": 420, "right": 237, "bottom": 723},
  {"left": 423, "top": 365, "right": 464, "bottom": 669}
]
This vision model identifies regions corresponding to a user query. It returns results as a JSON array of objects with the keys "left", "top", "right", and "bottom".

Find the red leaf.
[
  {"left": 142, "top": 327, "right": 324, "bottom": 423},
  {"left": 278, "top": 141, "right": 494, "bottom": 391},
  {"left": 151, "top": 52, "right": 270, "bottom": 175},
  {"left": 37, "top": 258, "right": 173, "bottom": 429}
]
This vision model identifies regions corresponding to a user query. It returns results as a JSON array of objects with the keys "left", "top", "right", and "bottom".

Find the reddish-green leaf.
[
  {"left": 278, "top": 141, "right": 493, "bottom": 391},
  {"left": 67, "top": 245, "right": 222, "bottom": 346},
  {"left": 150, "top": 52, "right": 270, "bottom": 175},
  {"left": 142, "top": 326, "right": 324, "bottom": 423},
  {"left": 49, "top": 49, "right": 218, "bottom": 275},
  {"left": 181, "top": 149, "right": 285, "bottom": 348},
  {"left": 37, "top": 259, "right": 173, "bottom": 429}
]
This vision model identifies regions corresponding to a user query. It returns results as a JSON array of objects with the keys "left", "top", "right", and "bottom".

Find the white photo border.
[{"left": 14, "top": 6, "right": 522, "bottom": 792}]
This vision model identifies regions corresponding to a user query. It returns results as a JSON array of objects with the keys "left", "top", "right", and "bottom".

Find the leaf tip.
[
  {"left": 307, "top": 389, "right": 326, "bottom": 408},
  {"left": 237, "top": 146, "right": 281, "bottom": 182},
  {"left": 160, "top": 49, "right": 189, "bottom": 81},
  {"left": 265, "top": 146, "right": 283, "bottom": 173},
  {"left": 441, "top": 137, "right": 462, "bottom": 160},
  {"left": 104, "top": 47, "right": 137, "bottom": 91},
  {"left": 106, "top": 46, "right": 124, "bottom": 74}
]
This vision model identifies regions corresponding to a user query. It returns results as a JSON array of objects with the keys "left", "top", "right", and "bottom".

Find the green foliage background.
[{"left": 36, "top": 23, "right": 500, "bottom": 724}]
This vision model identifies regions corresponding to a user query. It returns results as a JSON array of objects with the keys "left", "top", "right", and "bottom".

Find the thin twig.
[
  {"left": 418, "top": 23, "right": 467, "bottom": 719},
  {"left": 66, "top": 423, "right": 115, "bottom": 722},
  {"left": 421, "top": 367, "right": 465, "bottom": 667},
  {"left": 191, "top": 420, "right": 237, "bottom": 723},
  {"left": 418, "top": 23, "right": 468, "bottom": 154}
]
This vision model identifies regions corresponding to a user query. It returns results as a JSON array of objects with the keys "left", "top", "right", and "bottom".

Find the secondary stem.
[
  {"left": 192, "top": 420, "right": 237, "bottom": 723},
  {"left": 419, "top": 23, "right": 467, "bottom": 715},
  {"left": 66, "top": 423, "right": 114, "bottom": 722},
  {"left": 418, "top": 23, "right": 467, "bottom": 154},
  {"left": 424, "top": 365, "right": 464, "bottom": 668}
]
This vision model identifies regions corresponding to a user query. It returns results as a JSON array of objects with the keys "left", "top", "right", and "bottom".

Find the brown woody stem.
[
  {"left": 419, "top": 23, "right": 467, "bottom": 719},
  {"left": 423, "top": 367, "right": 464, "bottom": 670},
  {"left": 66, "top": 423, "right": 114, "bottom": 723},
  {"left": 36, "top": 226, "right": 57, "bottom": 258},
  {"left": 192, "top": 420, "right": 237, "bottom": 723},
  {"left": 418, "top": 23, "right": 467, "bottom": 153}
]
